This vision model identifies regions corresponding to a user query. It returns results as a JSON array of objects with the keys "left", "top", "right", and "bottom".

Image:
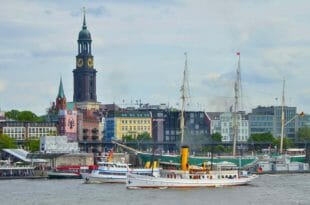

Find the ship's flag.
[{"left": 236, "top": 52, "right": 240, "bottom": 55}]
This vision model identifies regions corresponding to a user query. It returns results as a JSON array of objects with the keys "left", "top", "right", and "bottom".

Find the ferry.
[
  {"left": 126, "top": 146, "right": 258, "bottom": 189},
  {"left": 81, "top": 161, "right": 160, "bottom": 183},
  {"left": 47, "top": 165, "right": 90, "bottom": 179}
]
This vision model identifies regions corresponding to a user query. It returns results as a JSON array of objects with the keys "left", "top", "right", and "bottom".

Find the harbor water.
[{"left": 0, "top": 174, "right": 309, "bottom": 205}]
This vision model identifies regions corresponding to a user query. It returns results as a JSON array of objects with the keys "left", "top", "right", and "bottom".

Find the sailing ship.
[{"left": 126, "top": 53, "right": 258, "bottom": 189}]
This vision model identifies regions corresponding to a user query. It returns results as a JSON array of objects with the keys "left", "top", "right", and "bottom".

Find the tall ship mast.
[
  {"left": 232, "top": 52, "right": 241, "bottom": 156},
  {"left": 180, "top": 52, "right": 190, "bottom": 145},
  {"left": 280, "top": 78, "right": 285, "bottom": 154}
]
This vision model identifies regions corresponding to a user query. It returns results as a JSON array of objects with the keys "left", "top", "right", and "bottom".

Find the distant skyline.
[{"left": 1, "top": 0, "right": 310, "bottom": 115}]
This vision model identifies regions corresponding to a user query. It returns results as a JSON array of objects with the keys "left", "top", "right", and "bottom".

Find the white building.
[
  {"left": 40, "top": 135, "right": 79, "bottom": 153},
  {"left": 206, "top": 112, "right": 249, "bottom": 142}
]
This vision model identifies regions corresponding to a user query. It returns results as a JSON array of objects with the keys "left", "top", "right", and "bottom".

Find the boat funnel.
[
  {"left": 145, "top": 161, "right": 151, "bottom": 168},
  {"left": 181, "top": 145, "right": 189, "bottom": 171}
]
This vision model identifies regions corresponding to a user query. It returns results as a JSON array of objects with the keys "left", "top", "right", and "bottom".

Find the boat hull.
[
  {"left": 126, "top": 173, "right": 258, "bottom": 189},
  {"left": 82, "top": 173, "right": 126, "bottom": 183},
  {"left": 47, "top": 172, "right": 81, "bottom": 179}
]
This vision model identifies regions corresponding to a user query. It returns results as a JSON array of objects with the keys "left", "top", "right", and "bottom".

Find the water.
[{"left": 0, "top": 174, "right": 309, "bottom": 205}]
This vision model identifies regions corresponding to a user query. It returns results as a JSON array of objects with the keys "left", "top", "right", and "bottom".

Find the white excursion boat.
[
  {"left": 81, "top": 161, "right": 160, "bottom": 183},
  {"left": 126, "top": 146, "right": 258, "bottom": 189},
  {"left": 127, "top": 169, "right": 257, "bottom": 189}
]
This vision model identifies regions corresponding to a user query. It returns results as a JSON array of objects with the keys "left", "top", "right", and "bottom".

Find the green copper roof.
[{"left": 57, "top": 77, "right": 65, "bottom": 99}]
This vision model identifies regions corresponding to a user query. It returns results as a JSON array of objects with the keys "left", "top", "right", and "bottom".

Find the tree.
[
  {"left": 24, "top": 139, "right": 40, "bottom": 152},
  {"left": 5, "top": 109, "right": 20, "bottom": 120},
  {"left": 272, "top": 137, "right": 294, "bottom": 150},
  {"left": 0, "top": 134, "right": 17, "bottom": 150},
  {"left": 137, "top": 132, "right": 152, "bottom": 141},
  {"left": 122, "top": 135, "right": 134, "bottom": 142},
  {"left": 248, "top": 132, "right": 274, "bottom": 142},
  {"left": 211, "top": 132, "right": 222, "bottom": 142},
  {"left": 297, "top": 126, "right": 310, "bottom": 141},
  {"left": 5, "top": 109, "right": 43, "bottom": 122}
]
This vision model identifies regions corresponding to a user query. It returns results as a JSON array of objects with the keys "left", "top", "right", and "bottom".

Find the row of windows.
[
  {"left": 250, "top": 122, "right": 273, "bottom": 126},
  {"left": 221, "top": 122, "right": 248, "bottom": 127},
  {"left": 3, "top": 127, "right": 56, "bottom": 133},
  {"left": 222, "top": 128, "right": 248, "bottom": 134},
  {"left": 121, "top": 119, "right": 151, "bottom": 124},
  {"left": 121, "top": 126, "right": 150, "bottom": 131},
  {"left": 222, "top": 136, "right": 248, "bottom": 141}
]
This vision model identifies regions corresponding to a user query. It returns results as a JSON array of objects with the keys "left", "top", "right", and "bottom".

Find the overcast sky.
[{"left": 1, "top": 0, "right": 310, "bottom": 115}]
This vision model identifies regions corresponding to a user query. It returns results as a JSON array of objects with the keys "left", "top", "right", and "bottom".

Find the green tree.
[
  {"left": 211, "top": 132, "right": 222, "bottom": 142},
  {"left": 0, "top": 134, "right": 17, "bottom": 150},
  {"left": 297, "top": 126, "right": 310, "bottom": 141},
  {"left": 5, "top": 110, "right": 43, "bottom": 122},
  {"left": 214, "top": 145, "right": 225, "bottom": 153},
  {"left": 122, "top": 135, "right": 134, "bottom": 142},
  {"left": 24, "top": 139, "right": 40, "bottom": 152},
  {"left": 137, "top": 132, "right": 152, "bottom": 141},
  {"left": 272, "top": 137, "right": 294, "bottom": 150},
  {"left": 248, "top": 132, "right": 274, "bottom": 142},
  {"left": 5, "top": 109, "right": 20, "bottom": 120}
]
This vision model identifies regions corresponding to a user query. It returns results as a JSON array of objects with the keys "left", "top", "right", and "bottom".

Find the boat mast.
[
  {"left": 280, "top": 78, "right": 285, "bottom": 154},
  {"left": 180, "top": 52, "right": 189, "bottom": 145},
  {"left": 233, "top": 52, "right": 241, "bottom": 157}
]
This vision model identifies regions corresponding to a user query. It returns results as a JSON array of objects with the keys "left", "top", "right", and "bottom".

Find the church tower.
[
  {"left": 56, "top": 77, "right": 67, "bottom": 111},
  {"left": 73, "top": 11, "right": 97, "bottom": 103}
]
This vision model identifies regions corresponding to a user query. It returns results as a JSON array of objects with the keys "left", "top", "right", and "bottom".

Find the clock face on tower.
[
  {"left": 87, "top": 58, "right": 93, "bottom": 68},
  {"left": 76, "top": 58, "right": 83, "bottom": 68}
]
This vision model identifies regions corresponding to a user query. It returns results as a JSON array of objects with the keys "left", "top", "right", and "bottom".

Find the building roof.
[
  {"left": 206, "top": 112, "right": 222, "bottom": 120},
  {"left": 57, "top": 77, "right": 65, "bottom": 99},
  {"left": 78, "top": 11, "right": 91, "bottom": 40},
  {"left": 2, "top": 149, "right": 46, "bottom": 163},
  {"left": 107, "top": 111, "right": 151, "bottom": 118}
]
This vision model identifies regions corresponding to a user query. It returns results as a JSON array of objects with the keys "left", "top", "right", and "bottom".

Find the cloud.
[{"left": 0, "top": 80, "right": 7, "bottom": 93}]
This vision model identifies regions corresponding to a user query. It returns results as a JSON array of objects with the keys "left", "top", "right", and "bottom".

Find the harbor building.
[
  {"left": 105, "top": 111, "right": 152, "bottom": 141},
  {"left": 0, "top": 121, "right": 57, "bottom": 146},
  {"left": 248, "top": 106, "right": 298, "bottom": 140},
  {"left": 206, "top": 112, "right": 249, "bottom": 142},
  {"left": 138, "top": 104, "right": 210, "bottom": 152}
]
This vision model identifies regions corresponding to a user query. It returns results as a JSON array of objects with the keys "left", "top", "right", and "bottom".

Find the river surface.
[{"left": 0, "top": 174, "right": 309, "bottom": 205}]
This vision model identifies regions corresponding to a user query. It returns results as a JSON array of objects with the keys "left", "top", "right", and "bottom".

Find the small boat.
[
  {"left": 81, "top": 161, "right": 160, "bottom": 184},
  {"left": 47, "top": 165, "right": 89, "bottom": 179}
]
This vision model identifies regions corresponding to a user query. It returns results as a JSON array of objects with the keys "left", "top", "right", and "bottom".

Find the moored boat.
[
  {"left": 81, "top": 161, "right": 160, "bottom": 183},
  {"left": 126, "top": 146, "right": 258, "bottom": 189},
  {"left": 47, "top": 165, "right": 89, "bottom": 179}
]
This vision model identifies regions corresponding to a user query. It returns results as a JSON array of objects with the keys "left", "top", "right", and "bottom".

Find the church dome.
[{"left": 79, "top": 28, "right": 91, "bottom": 40}]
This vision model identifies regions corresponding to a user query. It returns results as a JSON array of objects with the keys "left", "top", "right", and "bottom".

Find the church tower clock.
[{"left": 73, "top": 11, "right": 97, "bottom": 102}]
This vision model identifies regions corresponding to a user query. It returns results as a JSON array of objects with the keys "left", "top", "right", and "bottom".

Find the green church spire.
[{"left": 57, "top": 77, "right": 65, "bottom": 99}]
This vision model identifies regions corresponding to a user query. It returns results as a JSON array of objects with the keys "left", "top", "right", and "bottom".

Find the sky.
[{"left": 1, "top": 0, "right": 310, "bottom": 115}]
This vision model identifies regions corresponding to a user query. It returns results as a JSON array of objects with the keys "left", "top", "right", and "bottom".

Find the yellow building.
[{"left": 105, "top": 111, "right": 152, "bottom": 141}]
